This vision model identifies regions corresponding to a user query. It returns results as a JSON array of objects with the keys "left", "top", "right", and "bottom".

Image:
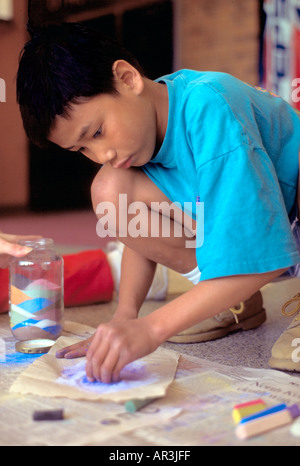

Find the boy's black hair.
[{"left": 17, "top": 22, "right": 144, "bottom": 148}]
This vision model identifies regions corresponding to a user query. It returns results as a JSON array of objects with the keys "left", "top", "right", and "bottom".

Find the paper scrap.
[{"left": 10, "top": 336, "right": 179, "bottom": 402}]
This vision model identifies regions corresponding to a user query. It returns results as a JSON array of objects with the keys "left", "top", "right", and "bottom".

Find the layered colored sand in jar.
[{"left": 10, "top": 277, "right": 63, "bottom": 340}]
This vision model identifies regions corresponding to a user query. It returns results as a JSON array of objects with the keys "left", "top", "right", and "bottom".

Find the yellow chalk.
[{"left": 232, "top": 399, "right": 266, "bottom": 424}]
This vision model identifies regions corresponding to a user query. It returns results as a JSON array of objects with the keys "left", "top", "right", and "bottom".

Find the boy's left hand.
[{"left": 85, "top": 318, "right": 159, "bottom": 384}]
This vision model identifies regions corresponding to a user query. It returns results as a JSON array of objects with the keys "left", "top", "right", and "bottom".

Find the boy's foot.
[
  {"left": 167, "top": 291, "right": 265, "bottom": 343},
  {"left": 106, "top": 241, "right": 168, "bottom": 301},
  {"left": 268, "top": 293, "right": 300, "bottom": 372}
]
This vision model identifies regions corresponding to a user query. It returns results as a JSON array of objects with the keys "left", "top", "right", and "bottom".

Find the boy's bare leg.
[
  {"left": 56, "top": 164, "right": 196, "bottom": 361},
  {"left": 91, "top": 163, "right": 198, "bottom": 275}
]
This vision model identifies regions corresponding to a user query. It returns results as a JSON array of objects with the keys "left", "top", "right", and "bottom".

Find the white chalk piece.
[{"left": 291, "top": 417, "right": 300, "bottom": 437}]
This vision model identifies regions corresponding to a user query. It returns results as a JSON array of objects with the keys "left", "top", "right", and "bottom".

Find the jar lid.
[
  {"left": 18, "top": 238, "right": 54, "bottom": 249},
  {"left": 15, "top": 339, "right": 55, "bottom": 354}
]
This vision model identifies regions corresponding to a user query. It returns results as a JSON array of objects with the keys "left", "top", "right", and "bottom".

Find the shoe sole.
[
  {"left": 167, "top": 308, "right": 266, "bottom": 343},
  {"left": 268, "top": 357, "right": 300, "bottom": 372}
]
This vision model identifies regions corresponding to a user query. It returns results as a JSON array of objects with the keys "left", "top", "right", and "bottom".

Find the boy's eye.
[{"left": 93, "top": 128, "right": 102, "bottom": 138}]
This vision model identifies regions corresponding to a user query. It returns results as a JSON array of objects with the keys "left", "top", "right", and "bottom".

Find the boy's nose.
[{"left": 102, "top": 149, "right": 116, "bottom": 165}]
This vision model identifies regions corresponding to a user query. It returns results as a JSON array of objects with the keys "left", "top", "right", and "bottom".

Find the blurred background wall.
[
  {"left": 0, "top": 0, "right": 28, "bottom": 208},
  {"left": 0, "top": 0, "right": 297, "bottom": 212}
]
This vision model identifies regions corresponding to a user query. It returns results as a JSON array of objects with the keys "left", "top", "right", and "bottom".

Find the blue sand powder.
[
  {"left": 0, "top": 352, "right": 42, "bottom": 365},
  {"left": 57, "top": 359, "right": 159, "bottom": 395},
  {"left": 82, "top": 375, "right": 95, "bottom": 384}
]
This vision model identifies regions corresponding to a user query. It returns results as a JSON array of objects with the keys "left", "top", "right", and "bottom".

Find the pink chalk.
[{"left": 234, "top": 399, "right": 265, "bottom": 410}]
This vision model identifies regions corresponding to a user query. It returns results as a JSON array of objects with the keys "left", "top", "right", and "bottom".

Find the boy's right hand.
[
  {"left": 55, "top": 309, "right": 139, "bottom": 360},
  {"left": 56, "top": 335, "right": 94, "bottom": 359},
  {"left": 56, "top": 316, "right": 160, "bottom": 384},
  {"left": 85, "top": 317, "right": 160, "bottom": 384}
]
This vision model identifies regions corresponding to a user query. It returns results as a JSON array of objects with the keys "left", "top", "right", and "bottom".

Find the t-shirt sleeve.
[{"left": 195, "top": 144, "right": 300, "bottom": 280}]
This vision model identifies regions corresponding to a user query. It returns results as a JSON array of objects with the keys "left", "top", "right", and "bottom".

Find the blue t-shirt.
[{"left": 142, "top": 70, "right": 300, "bottom": 281}]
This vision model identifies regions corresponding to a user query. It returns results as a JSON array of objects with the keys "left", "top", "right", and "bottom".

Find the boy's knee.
[
  {"left": 91, "top": 164, "right": 133, "bottom": 207},
  {"left": 92, "top": 165, "right": 116, "bottom": 208},
  {"left": 91, "top": 165, "right": 137, "bottom": 236}
]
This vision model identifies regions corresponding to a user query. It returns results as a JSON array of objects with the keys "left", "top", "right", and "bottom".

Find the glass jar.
[{"left": 9, "top": 238, "right": 64, "bottom": 341}]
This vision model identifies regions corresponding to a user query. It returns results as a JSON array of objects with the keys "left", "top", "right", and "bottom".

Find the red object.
[
  {"left": 63, "top": 249, "right": 114, "bottom": 307},
  {"left": 0, "top": 268, "right": 9, "bottom": 313},
  {"left": 0, "top": 249, "right": 114, "bottom": 313}
]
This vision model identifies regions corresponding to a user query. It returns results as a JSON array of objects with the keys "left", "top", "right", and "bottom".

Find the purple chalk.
[
  {"left": 33, "top": 409, "right": 64, "bottom": 421},
  {"left": 288, "top": 404, "right": 300, "bottom": 419}
]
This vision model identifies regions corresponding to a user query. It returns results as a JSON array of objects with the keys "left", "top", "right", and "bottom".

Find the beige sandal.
[
  {"left": 167, "top": 291, "right": 266, "bottom": 343},
  {"left": 269, "top": 293, "right": 300, "bottom": 372}
]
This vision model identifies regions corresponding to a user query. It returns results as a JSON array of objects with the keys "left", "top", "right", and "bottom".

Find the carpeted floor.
[{"left": 1, "top": 208, "right": 300, "bottom": 376}]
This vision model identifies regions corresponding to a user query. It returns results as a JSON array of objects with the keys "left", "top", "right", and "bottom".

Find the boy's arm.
[
  {"left": 113, "top": 245, "right": 157, "bottom": 319},
  {"left": 85, "top": 267, "right": 287, "bottom": 383},
  {"left": 145, "top": 268, "right": 286, "bottom": 342},
  {"left": 56, "top": 245, "right": 157, "bottom": 359}
]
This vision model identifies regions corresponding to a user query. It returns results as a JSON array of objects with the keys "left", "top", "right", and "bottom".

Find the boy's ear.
[{"left": 112, "top": 60, "right": 144, "bottom": 95}]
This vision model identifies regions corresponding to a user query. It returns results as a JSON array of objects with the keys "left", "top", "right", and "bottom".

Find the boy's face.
[{"left": 49, "top": 61, "right": 163, "bottom": 169}]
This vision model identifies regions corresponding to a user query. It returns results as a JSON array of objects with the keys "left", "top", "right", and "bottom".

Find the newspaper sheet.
[{"left": 1, "top": 320, "right": 300, "bottom": 445}]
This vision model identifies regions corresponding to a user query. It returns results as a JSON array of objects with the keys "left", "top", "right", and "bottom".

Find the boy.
[{"left": 17, "top": 23, "right": 300, "bottom": 383}]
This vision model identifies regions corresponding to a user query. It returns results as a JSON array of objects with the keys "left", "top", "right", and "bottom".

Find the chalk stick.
[
  {"left": 232, "top": 399, "right": 266, "bottom": 424},
  {"left": 235, "top": 405, "right": 300, "bottom": 439},
  {"left": 33, "top": 409, "right": 64, "bottom": 421},
  {"left": 233, "top": 399, "right": 265, "bottom": 410},
  {"left": 125, "top": 398, "right": 156, "bottom": 413},
  {"left": 290, "top": 416, "right": 300, "bottom": 437},
  {"left": 239, "top": 403, "right": 287, "bottom": 424}
]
